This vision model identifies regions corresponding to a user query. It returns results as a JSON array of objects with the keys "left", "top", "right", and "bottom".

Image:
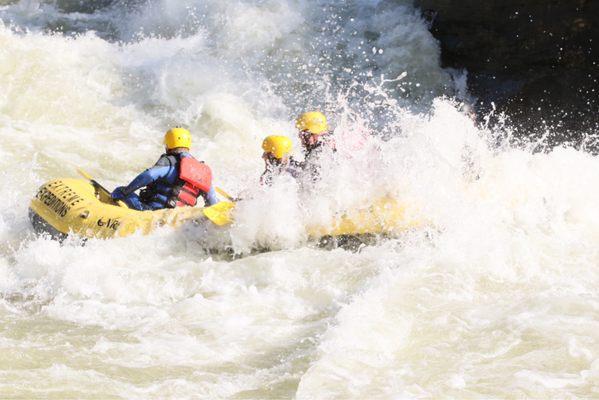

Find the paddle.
[
  {"left": 77, "top": 168, "right": 128, "bottom": 208},
  {"left": 215, "top": 187, "right": 237, "bottom": 202},
  {"left": 202, "top": 201, "right": 235, "bottom": 226},
  {"left": 201, "top": 187, "right": 238, "bottom": 226}
]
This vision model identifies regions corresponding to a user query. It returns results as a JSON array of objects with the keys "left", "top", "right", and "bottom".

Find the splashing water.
[{"left": 0, "top": 0, "right": 598, "bottom": 398}]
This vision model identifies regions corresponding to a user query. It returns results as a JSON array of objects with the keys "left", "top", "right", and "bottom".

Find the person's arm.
[
  {"left": 119, "top": 166, "right": 170, "bottom": 196},
  {"left": 202, "top": 185, "right": 219, "bottom": 206}
]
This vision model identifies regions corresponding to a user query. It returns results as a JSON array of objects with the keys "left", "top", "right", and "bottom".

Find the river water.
[{"left": 0, "top": 0, "right": 598, "bottom": 398}]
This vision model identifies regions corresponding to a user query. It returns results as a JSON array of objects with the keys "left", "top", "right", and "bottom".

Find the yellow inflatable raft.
[
  {"left": 29, "top": 178, "right": 234, "bottom": 240},
  {"left": 306, "top": 197, "right": 420, "bottom": 239},
  {"left": 29, "top": 177, "right": 419, "bottom": 241}
]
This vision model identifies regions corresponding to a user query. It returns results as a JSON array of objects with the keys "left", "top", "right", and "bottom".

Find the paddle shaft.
[
  {"left": 216, "top": 187, "right": 238, "bottom": 202},
  {"left": 77, "top": 168, "right": 127, "bottom": 208}
]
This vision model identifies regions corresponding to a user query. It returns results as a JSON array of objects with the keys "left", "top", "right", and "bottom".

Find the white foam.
[{"left": 0, "top": 1, "right": 598, "bottom": 398}]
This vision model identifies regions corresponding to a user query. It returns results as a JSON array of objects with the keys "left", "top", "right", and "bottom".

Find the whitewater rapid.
[{"left": 1, "top": 0, "right": 598, "bottom": 398}]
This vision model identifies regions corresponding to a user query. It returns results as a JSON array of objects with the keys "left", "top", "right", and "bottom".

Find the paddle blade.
[{"left": 202, "top": 201, "right": 235, "bottom": 226}]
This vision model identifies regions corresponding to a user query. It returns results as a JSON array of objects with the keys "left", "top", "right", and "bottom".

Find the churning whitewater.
[{"left": 1, "top": 0, "right": 598, "bottom": 398}]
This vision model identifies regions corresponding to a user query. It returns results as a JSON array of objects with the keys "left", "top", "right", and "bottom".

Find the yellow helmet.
[
  {"left": 262, "top": 135, "right": 292, "bottom": 159},
  {"left": 296, "top": 111, "right": 328, "bottom": 135},
  {"left": 164, "top": 127, "right": 192, "bottom": 149}
]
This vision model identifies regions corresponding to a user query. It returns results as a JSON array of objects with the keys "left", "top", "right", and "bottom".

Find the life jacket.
[{"left": 168, "top": 156, "right": 212, "bottom": 207}]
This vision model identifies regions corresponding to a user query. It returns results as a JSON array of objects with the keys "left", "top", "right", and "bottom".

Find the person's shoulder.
[
  {"left": 180, "top": 152, "right": 204, "bottom": 162},
  {"left": 153, "top": 153, "right": 177, "bottom": 167}
]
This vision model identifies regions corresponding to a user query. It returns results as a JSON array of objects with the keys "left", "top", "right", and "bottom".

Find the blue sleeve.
[
  {"left": 121, "top": 166, "right": 170, "bottom": 196},
  {"left": 202, "top": 185, "right": 219, "bottom": 206}
]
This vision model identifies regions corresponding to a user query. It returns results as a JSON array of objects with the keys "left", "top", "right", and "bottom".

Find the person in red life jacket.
[
  {"left": 295, "top": 111, "right": 336, "bottom": 177},
  {"left": 260, "top": 135, "right": 302, "bottom": 186},
  {"left": 111, "top": 127, "right": 219, "bottom": 211}
]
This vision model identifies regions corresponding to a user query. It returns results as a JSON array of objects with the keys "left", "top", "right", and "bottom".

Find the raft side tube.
[{"left": 28, "top": 208, "right": 67, "bottom": 241}]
